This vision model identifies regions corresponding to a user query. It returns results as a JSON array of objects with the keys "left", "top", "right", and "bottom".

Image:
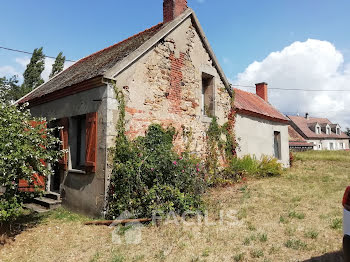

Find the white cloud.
[
  {"left": 0, "top": 65, "right": 21, "bottom": 78},
  {"left": 15, "top": 57, "right": 30, "bottom": 68},
  {"left": 235, "top": 39, "right": 350, "bottom": 129}
]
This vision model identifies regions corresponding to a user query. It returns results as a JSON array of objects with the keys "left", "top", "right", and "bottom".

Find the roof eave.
[{"left": 237, "top": 108, "right": 289, "bottom": 124}]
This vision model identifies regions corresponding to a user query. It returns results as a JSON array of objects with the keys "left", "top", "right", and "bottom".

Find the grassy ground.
[{"left": 1, "top": 151, "right": 349, "bottom": 262}]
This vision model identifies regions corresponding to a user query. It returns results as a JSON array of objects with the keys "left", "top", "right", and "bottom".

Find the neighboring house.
[
  {"left": 288, "top": 125, "right": 314, "bottom": 151},
  {"left": 288, "top": 114, "right": 350, "bottom": 150},
  {"left": 18, "top": 0, "right": 289, "bottom": 216},
  {"left": 234, "top": 83, "right": 290, "bottom": 167}
]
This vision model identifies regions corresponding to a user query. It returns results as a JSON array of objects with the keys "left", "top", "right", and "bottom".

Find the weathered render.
[
  {"left": 235, "top": 114, "right": 289, "bottom": 167},
  {"left": 30, "top": 86, "right": 108, "bottom": 216},
  {"left": 108, "top": 16, "right": 231, "bottom": 155},
  {"left": 233, "top": 86, "right": 290, "bottom": 167}
]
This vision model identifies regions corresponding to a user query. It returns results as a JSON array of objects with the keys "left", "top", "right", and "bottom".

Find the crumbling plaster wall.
[{"left": 108, "top": 17, "right": 231, "bottom": 156}]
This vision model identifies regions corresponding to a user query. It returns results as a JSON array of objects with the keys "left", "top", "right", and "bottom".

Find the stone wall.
[{"left": 109, "top": 17, "right": 231, "bottom": 157}]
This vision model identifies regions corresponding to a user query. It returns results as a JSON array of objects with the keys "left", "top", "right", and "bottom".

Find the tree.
[
  {"left": 22, "top": 47, "right": 45, "bottom": 92},
  {"left": 346, "top": 128, "right": 350, "bottom": 137},
  {"left": 49, "top": 52, "right": 65, "bottom": 79},
  {"left": 0, "top": 102, "right": 62, "bottom": 223},
  {"left": 0, "top": 75, "right": 22, "bottom": 102}
]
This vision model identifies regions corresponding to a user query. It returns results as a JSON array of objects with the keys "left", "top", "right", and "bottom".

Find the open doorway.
[{"left": 48, "top": 120, "right": 62, "bottom": 193}]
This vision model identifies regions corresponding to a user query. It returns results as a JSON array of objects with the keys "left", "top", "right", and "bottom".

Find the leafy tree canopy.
[
  {"left": 0, "top": 76, "right": 23, "bottom": 102},
  {"left": 22, "top": 47, "right": 45, "bottom": 92},
  {"left": 0, "top": 102, "right": 62, "bottom": 222},
  {"left": 49, "top": 52, "right": 66, "bottom": 79}
]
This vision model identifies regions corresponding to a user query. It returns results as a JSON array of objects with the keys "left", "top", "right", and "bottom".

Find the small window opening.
[
  {"left": 316, "top": 126, "right": 321, "bottom": 134},
  {"left": 69, "top": 115, "right": 86, "bottom": 170},
  {"left": 202, "top": 73, "right": 214, "bottom": 117},
  {"left": 274, "top": 131, "right": 281, "bottom": 160}
]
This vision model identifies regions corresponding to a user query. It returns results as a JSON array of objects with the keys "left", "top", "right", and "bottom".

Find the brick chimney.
[
  {"left": 256, "top": 82, "right": 268, "bottom": 102},
  {"left": 163, "top": 0, "right": 188, "bottom": 23}
]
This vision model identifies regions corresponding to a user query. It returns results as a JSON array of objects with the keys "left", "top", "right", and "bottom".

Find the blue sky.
[
  {"left": 1, "top": 0, "right": 350, "bottom": 126},
  {"left": 1, "top": 0, "right": 349, "bottom": 79}
]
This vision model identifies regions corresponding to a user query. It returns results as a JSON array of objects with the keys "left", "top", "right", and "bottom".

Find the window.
[
  {"left": 69, "top": 115, "right": 86, "bottom": 170},
  {"left": 274, "top": 131, "right": 281, "bottom": 160},
  {"left": 318, "top": 144, "right": 322, "bottom": 150},
  {"left": 316, "top": 126, "right": 321, "bottom": 134},
  {"left": 329, "top": 142, "right": 334, "bottom": 150},
  {"left": 326, "top": 127, "right": 331, "bottom": 135},
  {"left": 336, "top": 128, "right": 340, "bottom": 135},
  {"left": 202, "top": 73, "right": 214, "bottom": 117},
  {"left": 340, "top": 143, "right": 344, "bottom": 149}
]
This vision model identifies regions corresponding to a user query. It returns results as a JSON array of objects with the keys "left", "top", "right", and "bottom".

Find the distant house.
[
  {"left": 17, "top": 1, "right": 289, "bottom": 216},
  {"left": 234, "top": 83, "right": 290, "bottom": 167},
  {"left": 288, "top": 114, "right": 350, "bottom": 150},
  {"left": 288, "top": 125, "right": 314, "bottom": 151}
]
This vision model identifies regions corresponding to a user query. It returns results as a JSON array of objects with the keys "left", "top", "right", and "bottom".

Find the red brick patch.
[{"left": 168, "top": 52, "right": 185, "bottom": 114}]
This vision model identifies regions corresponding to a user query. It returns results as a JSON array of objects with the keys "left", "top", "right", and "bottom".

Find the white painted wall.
[
  {"left": 307, "top": 139, "right": 350, "bottom": 150},
  {"left": 235, "top": 113, "right": 290, "bottom": 167}
]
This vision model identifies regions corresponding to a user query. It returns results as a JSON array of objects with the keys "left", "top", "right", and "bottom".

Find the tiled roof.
[
  {"left": 288, "top": 125, "right": 314, "bottom": 147},
  {"left": 289, "top": 141, "right": 314, "bottom": 147},
  {"left": 234, "top": 88, "right": 289, "bottom": 123},
  {"left": 20, "top": 23, "right": 165, "bottom": 103},
  {"left": 288, "top": 115, "right": 350, "bottom": 139}
]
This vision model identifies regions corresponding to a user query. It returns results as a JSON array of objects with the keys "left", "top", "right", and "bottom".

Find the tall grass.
[
  {"left": 222, "top": 155, "right": 283, "bottom": 180},
  {"left": 295, "top": 150, "right": 350, "bottom": 162}
]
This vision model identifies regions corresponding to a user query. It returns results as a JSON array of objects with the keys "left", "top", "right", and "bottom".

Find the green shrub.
[
  {"left": 107, "top": 124, "right": 206, "bottom": 219},
  {"left": 219, "top": 155, "right": 283, "bottom": 184},
  {"left": 0, "top": 102, "right": 61, "bottom": 223},
  {"left": 257, "top": 156, "right": 283, "bottom": 177}
]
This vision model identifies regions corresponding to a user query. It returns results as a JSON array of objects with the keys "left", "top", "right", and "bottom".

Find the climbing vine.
[{"left": 205, "top": 91, "right": 239, "bottom": 185}]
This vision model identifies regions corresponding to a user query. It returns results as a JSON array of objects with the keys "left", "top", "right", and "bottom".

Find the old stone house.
[
  {"left": 288, "top": 114, "right": 350, "bottom": 150},
  {"left": 18, "top": 0, "right": 289, "bottom": 216}
]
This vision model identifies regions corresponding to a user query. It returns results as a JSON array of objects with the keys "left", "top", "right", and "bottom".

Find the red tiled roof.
[
  {"left": 288, "top": 126, "right": 314, "bottom": 147},
  {"left": 289, "top": 141, "right": 314, "bottom": 147},
  {"left": 288, "top": 115, "right": 350, "bottom": 139},
  {"left": 234, "top": 88, "right": 289, "bottom": 123},
  {"left": 288, "top": 125, "right": 306, "bottom": 142},
  {"left": 20, "top": 23, "right": 165, "bottom": 103}
]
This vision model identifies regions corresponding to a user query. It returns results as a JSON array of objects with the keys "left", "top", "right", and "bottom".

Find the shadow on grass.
[
  {"left": 0, "top": 210, "right": 45, "bottom": 245},
  {"left": 303, "top": 251, "right": 344, "bottom": 262}
]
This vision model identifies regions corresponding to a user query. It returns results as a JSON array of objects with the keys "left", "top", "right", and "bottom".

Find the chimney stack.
[
  {"left": 163, "top": 0, "right": 188, "bottom": 23},
  {"left": 256, "top": 82, "right": 268, "bottom": 102},
  {"left": 305, "top": 113, "right": 309, "bottom": 120}
]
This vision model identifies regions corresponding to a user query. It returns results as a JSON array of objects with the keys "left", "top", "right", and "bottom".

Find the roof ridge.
[{"left": 74, "top": 22, "right": 164, "bottom": 66}]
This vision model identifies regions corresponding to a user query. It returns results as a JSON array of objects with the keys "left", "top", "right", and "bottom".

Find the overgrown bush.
[
  {"left": 215, "top": 155, "right": 283, "bottom": 186},
  {"left": 0, "top": 102, "right": 62, "bottom": 223},
  {"left": 107, "top": 124, "right": 206, "bottom": 219}
]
